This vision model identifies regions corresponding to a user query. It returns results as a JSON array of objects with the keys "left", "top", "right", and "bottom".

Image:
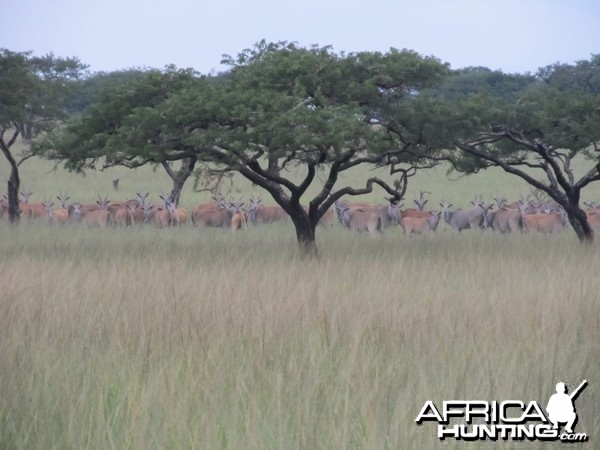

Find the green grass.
[{"left": 1, "top": 151, "right": 599, "bottom": 449}]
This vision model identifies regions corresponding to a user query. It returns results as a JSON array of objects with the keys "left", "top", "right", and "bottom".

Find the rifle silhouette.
[{"left": 569, "top": 380, "right": 588, "bottom": 401}]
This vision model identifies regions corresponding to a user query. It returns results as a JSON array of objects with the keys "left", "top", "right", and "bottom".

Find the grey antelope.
[
  {"left": 412, "top": 190, "right": 431, "bottom": 211},
  {"left": 439, "top": 197, "right": 494, "bottom": 232}
]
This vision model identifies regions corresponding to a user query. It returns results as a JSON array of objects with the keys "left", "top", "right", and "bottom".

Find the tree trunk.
[
  {"left": 289, "top": 205, "right": 318, "bottom": 257},
  {"left": 294, "top": 220, "right": 318, "bottom": 257},
  {"left": 7, "top": 166, "right": 21, "bottom": 224},
  {"left": 163, "top": 156, "right": 197, "bottom": 206},
  {"left": 566, "top": 206, "right": 594, "bottom": 243},
  {"left": 3, "top": 150, "right": 21, "bottom": 224}
]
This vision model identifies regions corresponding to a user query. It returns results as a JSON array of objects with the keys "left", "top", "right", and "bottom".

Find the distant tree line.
[{"left": 1, "top": 42, "right": 598, "bottom": 254}]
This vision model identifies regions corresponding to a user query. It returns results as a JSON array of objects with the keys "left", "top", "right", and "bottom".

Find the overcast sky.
[{"left": 3, "top": 0, "right": 599, "bottom": 75}]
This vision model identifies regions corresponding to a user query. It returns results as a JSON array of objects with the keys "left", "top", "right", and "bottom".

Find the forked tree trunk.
[
  {"left": 163, "top": 155, "right": 198, "bottom": 206},
  {"left": 1, "top": 128, "right": 22, "bottom": 224}
]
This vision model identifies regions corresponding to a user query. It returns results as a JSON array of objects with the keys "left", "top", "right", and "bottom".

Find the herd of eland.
[{"left": 2, "top": 189, "right": 599, "bottom": 236}]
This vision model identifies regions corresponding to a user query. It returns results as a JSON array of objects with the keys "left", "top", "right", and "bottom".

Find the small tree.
[
  {"left": 433, "top": 57, "right": 600, "bottom": 242},
  {"left": 45, "top": 67, "right": 207, "bottom": 206},
  {"left": 0, "top": 49, "right": 86, "bottom": 223}
]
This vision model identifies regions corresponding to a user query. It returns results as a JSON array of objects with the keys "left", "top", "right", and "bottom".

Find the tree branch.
[
  {"left": 457, "top": 141, "right": 567, "bottom": 205},
  {"left": 575, "top": 161, "right": 600, "bottom": 190},
  {"left": 161, "top": 161, "right": 177, "bottom": 181}
]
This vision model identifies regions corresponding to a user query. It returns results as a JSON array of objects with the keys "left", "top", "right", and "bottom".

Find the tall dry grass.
[{"left": 0, "top": 223, "right": 598, "bottom": 449}]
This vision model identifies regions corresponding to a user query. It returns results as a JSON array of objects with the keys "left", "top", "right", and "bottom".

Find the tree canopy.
[{"left": 435, "top": 56, "right": 600, "bottom": 241}]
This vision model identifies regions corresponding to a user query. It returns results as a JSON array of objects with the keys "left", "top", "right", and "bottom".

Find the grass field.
[{"left": 1, "top": 151, "right": 599, "bottom": 449}]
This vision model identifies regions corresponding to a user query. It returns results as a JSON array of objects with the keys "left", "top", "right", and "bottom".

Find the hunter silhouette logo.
[
  {"left": 547, "top": 380, "right": 587, "bottom": 434},
  {"left": 415, "top": 379, "right": 589, "bottom": 442}
]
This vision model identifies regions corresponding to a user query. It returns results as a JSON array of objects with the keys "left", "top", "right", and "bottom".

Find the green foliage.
[
  {"left": 0, "top": 49, "right": 86, "bottom": 134},
  {"left": 515, "top": 60, "right": 600, "bottom": 152},
  {"left": 46, "top": 67, "right": 203, "bottom": 171},
  {"left": 436, "top": 66, "right": 534, "bottom": 103}
]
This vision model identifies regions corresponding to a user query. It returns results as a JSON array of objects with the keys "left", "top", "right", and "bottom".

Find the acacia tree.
[
  {"left": 0, "top": 49, "right": 86, "bottom": 222},
  {"left": 183, "top": 42, "right": 449, "bottom": 254},
  {"left": 434, "top": 57, "right": 600, "bottom": 242},
  {"left": 44, "top": 67, "right": 204, "bottom": 206}
]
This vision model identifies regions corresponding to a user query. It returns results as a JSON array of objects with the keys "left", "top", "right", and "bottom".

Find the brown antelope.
[
  {"left": 302, "top": 204, "right": 335, "bottom": 227},
  {"left": 490, "top": 200, "right": 526, "bottom": 233},
  {"left": 397, "top": 193, "right": 435, "bottom": 223},
  {"left": 583, "top": 202, "right": 600, "bottom": 229},
  {"left": 401, "top": 211, "right": 441, "bottom": 235},
  {"left": 230, "top": 201, "right": 247, "bottom": 232},
  {"left": 41, "top": 200, "right": 69, "bottom": 225},
  {"left": 522, "top": 208, "right": 568, "bottom": 234},
  {"left": 142, "top": 203, "right": 172, "bottom": 228},
  {"left": 72, "top": 203, "right": 112, "bottom": 228},
  {"left": 318, "top": 207, "right": 335, "bottom": 227},
  {"left": 334, "top": 199, "right": 399, "bottom": 229},
  {"left": 158, "top": 193, "right": 187, "bottom": 227},
  {"left": 171, "top": 206, "right": 187, "bottom": 226},
  {"left": 57, "top": 192, "right": 71, "bottom": 212},
  {"left": 115, "top": 202, "right": 138, "bottom": 227},
  {"left": 247, "top": 196, "right": 288, "bottom": 225},
  {"left": 73, "top": 195, "right": 111, "bottom": 217},
  {"left": 191, "top": 194, "right": 224, "bottom": 226},
  {"left": 20, "top": 191, "right": 47, "bottom": 221},
  {"left": 18, "top": 191, "right": 34, "bottom": 220},
  {"left": 398, "top": 208, "right": 434, "bottom": 222},
  {"left": 339, "top": 207, "right": 382, "bottom": 235},
  {"left": 193, "top": 202, "right": 236, "bottom": 229},
  {"left": 0, "top": 194, "right": 30, "bottom": 220}
]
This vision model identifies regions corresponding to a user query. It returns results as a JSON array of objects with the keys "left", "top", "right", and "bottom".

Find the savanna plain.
[{"left": 1, "top": 155, "right": 599, "bottom": 449}]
